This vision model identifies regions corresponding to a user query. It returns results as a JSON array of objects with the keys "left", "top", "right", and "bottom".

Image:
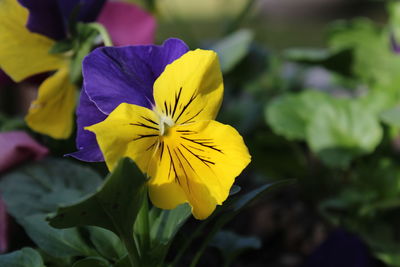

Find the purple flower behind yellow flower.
[{"left": 72, "top": 39, "right": 251, "bottom": 219}]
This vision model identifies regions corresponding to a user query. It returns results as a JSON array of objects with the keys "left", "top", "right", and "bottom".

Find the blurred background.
[{"left": 2, "top": 0, "right": 400, "bottom": 267}]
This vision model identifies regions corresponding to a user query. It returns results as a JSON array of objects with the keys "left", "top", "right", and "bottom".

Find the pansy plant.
[
  {"left": 0, "top": 0, "right": 155, "bottom": 139},
  {"left": 72, "top": 38, "right": 251, "bottom": 219}
]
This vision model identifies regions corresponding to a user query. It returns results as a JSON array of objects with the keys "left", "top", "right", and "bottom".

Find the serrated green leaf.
[
  {"left": 266, "top": 91, "right": 330, "bottom": 140},
  {"left": 307, "top": 100, "right": 382, "bottom": 168},
  {"left": 48, "top": 158, "right": 146, "bottom": 238},
  {"left": 0, "top": 248, "right": 44, "bottom": 267},
  {"left": 48, "top": 158, "right": 146, "bottom": 266},
  {"left": 212, "top": 29, "right": 253, "bottom": 73},
  {"left": 72, "top": 257, "right": 110, "bottom": 267},
  {"left": 0, "top": 158, "right": 102, "bottom": 219},
  {"left": 329, "top": 18, "right": 400, "bottom": 92},
  {"left": 19, "top": 214, "right": 95, "bottom": 258}
]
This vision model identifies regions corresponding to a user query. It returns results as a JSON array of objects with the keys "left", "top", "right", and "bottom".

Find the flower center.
[{"left": 159, "top": 114, "right": 174, "bottom": 136}]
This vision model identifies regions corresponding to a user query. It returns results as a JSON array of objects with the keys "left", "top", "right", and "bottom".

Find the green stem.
[
  {"left": 170, "top": 219, "right": 211, "bottom": 267},
  {"left": 122, "top": 235, "right": 141, "bottom": 267},
  {"left": 87, "top": 22, "right": 113, "bottom": 46},
  {"left": 189, "top": 216, "right": 230, "bottom": 267}
]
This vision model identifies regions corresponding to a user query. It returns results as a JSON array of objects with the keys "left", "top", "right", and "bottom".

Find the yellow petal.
[
  {"left": 85, "top": 103, "right": 161, "bottom": 171},
  {"left": 86, "top": 103, "right": 189, "bottom": 209},
  {"left": 0, "top": 0, "right": 64, "bottom": 81},
  {"left": 26, "top": 67, "right": 77, "bottom": 139},
  {"left": 87, "top": 103, "right": 251, "bottom": 219},
  {"left": 153, "top": 49, "right": 223, "bottom": 124},
  {"left": 160, "top": 120, "right": 251, "bottom": 219}
]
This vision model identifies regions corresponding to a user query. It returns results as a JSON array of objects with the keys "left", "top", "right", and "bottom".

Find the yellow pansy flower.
[{"left": 84, "top": 47, "right": 251, "bottom": 219}]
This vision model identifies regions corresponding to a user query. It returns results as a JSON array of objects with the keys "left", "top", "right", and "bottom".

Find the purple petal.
[
  {"left": 0, "top": 197, "right": 7, "bottom": 253},
  {"left": 57, "top": 0, "right": 106, "bottom": 24},
  {"left": 83, "top": 38, "right": 189, "bottom": 114},
  {"left": 0, "top": 131, "right": 48, "bottom": 173},
  {"left": 68, "top": 88, "right": 105, "bottom": 162},
  {"left": 18, "top": 0, "right": 106, "bottom": 40},
  {"left": 97, "top": 1, "right": 156, "bottom": 46},
  {"left": 18, "top": 0, "right": 65, "bottom": 40}
]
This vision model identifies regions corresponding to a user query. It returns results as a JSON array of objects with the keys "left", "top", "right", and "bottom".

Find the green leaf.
[
  {"left": 0, "top": 158, "right": 102, "bottom": 219},
  {"left": 72, "top": 257, "right": 110, "bottom": 267},
  {"left": 211, "top": 29, "right": 254, "bottom": 73},
  {"left": 265, "top": 91, "right": 330, "bottom": 140},
  {"left": 48, "top": 157, "right": 146, "bottom": 236},
  {"left": 48, "top": 158, "right": 147, "bottom": 266},
  {"left": 376, "top": 253, "right": 400, "bottom": 267},
  {"left": 19, "top": 214, "right": 95, "bottom": 258},
  {"left": 88, "top": 227, "right": 126, "bottom": 261},
  {"left": 306, "top": 100, "right": 382, "bottom": 168},
  {"left": 329, "top": 18, "right": 400, "bottom": 91},
  {"left": 0, "top": 248, "right": 45, "bottom": 267}
]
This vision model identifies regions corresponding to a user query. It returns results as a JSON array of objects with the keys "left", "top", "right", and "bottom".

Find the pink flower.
[
  {"left": 98, "top": 1, "right": 156, "bottom": 46},
  {"left": 0, "top": 131, "right": 48, "bottom": 253}
]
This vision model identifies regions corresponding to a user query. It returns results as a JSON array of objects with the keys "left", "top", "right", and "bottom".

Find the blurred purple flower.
[
  {"left": 0, "top": 131, "right": 48, "bottom": 253},
  {"left": 303, "top": 229, "right": 379, "bottom": 267},
  {"left": 97, "top": 1, "right": 156, "bottom": 46},
  {"left": 17, "top": 0, "right": 106, "bottom": 40},
  {"left": 17, "top": 0, "right": 156, "bottom": 46}
]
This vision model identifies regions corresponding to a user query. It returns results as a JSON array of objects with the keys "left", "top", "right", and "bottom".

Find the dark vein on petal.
[
  {"left": 177, "top": 147, "right": 196, "bottom": 172},
  {"left": 181, "top": 143, "right": 215, "bottom": 168},
  {"left": 180, "top": 136, "right": 223, "bottom": 153},
  {"left": 167, "top": 146, "right": 180, "bottom": 185},
  {"left": 175, "top": 93, "right": 197, "bottom": 123},
  {"left": 141, "top": 116, "right": 158, "bottom": 126},
  {"left": 133, "top": 134, "right": 158, "bottom": 141},
  {"left": 129, "top": 122, "right": 159, "bottom": 131},
  {"left": 164, "top": 101, "right": 169, "bottom": 116},
  {"left": 171, "top": 87, "right": 183, "bottom": 118},
  {"left": 159, "top": 141, "right": 164, "bottom": 161},
  {"left": 174, "top": 148, "right": 191, "bottom": 193},
  {"left": 146, "top": 141, "right": 157, "bottom": 151},
  {"left": 188, "top": 144, "right": 204, "bottom": 151},
  {"left": 181, "top": 107, "right": 204, "bottom": 124}
]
